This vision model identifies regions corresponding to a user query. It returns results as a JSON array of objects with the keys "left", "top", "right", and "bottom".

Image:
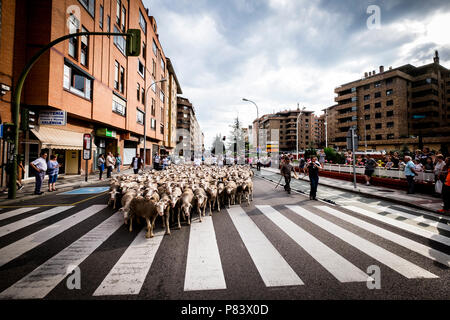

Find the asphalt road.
[{"left": 0, "top": 177, "right": 448, "bottom": 300}]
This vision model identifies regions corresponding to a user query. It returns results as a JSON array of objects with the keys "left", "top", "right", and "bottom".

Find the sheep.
[
  {"left": 128, "top": 196, "right": 159, "bottom": 238},
  {"left": 194, "top": 188, "right": 208, "bottom": 222},
  {"left": 180, "top": 188, "right": 194, "bottom": 225}
]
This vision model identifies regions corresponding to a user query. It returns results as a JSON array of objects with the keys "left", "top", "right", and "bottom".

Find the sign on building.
[
  {"left": 38, "top": 110, "right": 67, "bottom": 126},
  {"left": 83, "top": 133, "right": 92, "bottom": 160}
]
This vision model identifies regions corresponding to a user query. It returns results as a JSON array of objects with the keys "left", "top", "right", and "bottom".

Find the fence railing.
[{"left": 322, "top": 164, "right": 436, "bottom": 183}]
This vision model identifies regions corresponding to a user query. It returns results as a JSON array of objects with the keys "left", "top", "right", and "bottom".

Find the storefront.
[{"left": 94, "top": 127, "right": 118, "bottom": 170}]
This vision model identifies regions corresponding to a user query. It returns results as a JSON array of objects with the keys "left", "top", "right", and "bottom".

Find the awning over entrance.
[{"left": 31, "top": 126, "right": 94, "bottom": 150}]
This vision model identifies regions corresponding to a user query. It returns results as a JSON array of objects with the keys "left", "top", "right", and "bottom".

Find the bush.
[{"left": 324, "top": 147, "right": 346, "bottom": 164}]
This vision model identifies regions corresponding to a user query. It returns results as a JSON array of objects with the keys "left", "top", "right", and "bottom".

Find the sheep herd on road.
[{"left": 107, "top": 164, "right": 254, "bottom": 239}]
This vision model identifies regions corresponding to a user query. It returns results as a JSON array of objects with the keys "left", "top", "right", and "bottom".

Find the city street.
[{"left": 0, "top": 172, "right": 448, "bottom": 300}]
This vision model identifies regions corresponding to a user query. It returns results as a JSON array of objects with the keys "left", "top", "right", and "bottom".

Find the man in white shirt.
[
  {"left": 30, "top": 151, "right": 48, "bottom": 195},
  {"left": 154, "top": 154, "right": 160, "bottom": 170},
  {"left": 106, "top": 152, "right": 115, "bottom": 178}
]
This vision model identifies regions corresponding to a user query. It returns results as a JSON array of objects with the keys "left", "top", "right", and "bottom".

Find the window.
[
  {"left": 152, "top": 59, "right": 156, "bottom": 77},
  {"left": 366, "top": 135, "right": 371, "bottom": 141},
  {"left": 152, "top": 39, "right": 157, "bottom": 56},
  {"left": 141, "top": 88, "right": 145, "bottom": 104},
  {"left": 161, "top": 57, "right": 165, "bottom": 73},
  {"left": 137, "top": 109, "right": 144, "bottom": 125},
  {"left": 387, "top": 134, "right": 394, "bottom": 140},
  {"left": 387, "top": 122, "right": 394, "bottom": 128},
  {"left": 107, "top": 15, "right": 111, "bottom": 33},
  {"left": 376, "top": 134, "right": 382, "bottom": 140},
  {"left": 161, "top": 107, "right": 164, "bottom": 121},
  {"left": 374, "top": 81, "right": 381, "bottom": 88},
  {"left": 386, "top": 78, "right": 394, "bottom": 85},
  {"left": 374, "top": 92, "right": 381, "bottom": 98},
  {"left": 116, "top": 0, "right": 121, "bottom": 25},
  {"left": 351, "top": 96, "right": 357, "bottom": 102},
  {"left": 386, "top": 89, "right": 393, "bottom": 96},
  {"left": 80, "top": 27, "right": 89, "bottom": 67},
  {"left": 79, "top": 0, "right": 95, "bottom": 17},
  {"left": 375, "top": 102, "right": 381, "bottom": 108},
  {"left": 99, "top": 5, "right": 103, "bottom": 29},
  {"left": 63, "top": 63, "right": 92, "bottom": 100},
  {"left": 151, "top": 98, "right": 156, "bottom": 116},
  {"left": 364, "top": 94, "right": 370, "bottom": 101},
  {"left": 138, "top": 60, "right": 145, "bottom": 78},
  {"left": 113, "top": 26, "right": 126, "bottom": 55},
  {"left": 365, "top": 124, "right": 371, "bottom": 130},
  {"left": 112, "top": 94, "right": 126, "bottom": 116},
  {"left": 151, "top": 118, "right": 156, "bottom": 130},
  {"left": 183, "top": 114, "right": 187, "bottom": 118},
  {"left": 160, "top": 124, "right": 164, "bottom": 134},
  {"left": 114, "top": 61, "right": 119, "bottom": 90},
  {"left": 139, "top": 10, "right": 147, "bottom": 34},
  {"left": 375, "top": 123, "right": 382, "bottom": 129},
  {"left": 375, "top": 113, "right": 381, "bottom": 119},
  {"left": 365, "top": 115, "right": 370, "bottom": 120},
  {"left": 386, "top": 100, "right": 394, "bottom": 106},
  {"left": 387, "top": 111, "right": 394, "bottom": 117},
  {"left": 137, "top": 83, "right": 140, "bottom": 101},
  {"left": 364, "top": 104, "right": 370, "bottom": 110},
  {"left": 364, "top": 84, "right": 370, "bottom": 90},
  {"left": 142, "top": 42, "right": 146, "bottom": 60},
  {"left": 68, "top": 15, "right": 79, "bottom": 59},
  {"left": 121, "top": 6, "right": 126, "bottom": 31},
  {"left": 119, "top": 66, "right": 125, "bottom": 93}
]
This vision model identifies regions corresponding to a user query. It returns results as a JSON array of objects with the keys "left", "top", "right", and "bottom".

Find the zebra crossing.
[{"left": 0, "top": 200, "right": 448, "bottom": 299}]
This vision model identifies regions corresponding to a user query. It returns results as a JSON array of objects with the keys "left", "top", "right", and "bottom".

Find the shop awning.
[{"left": 31, "top": 127, "right": 95, "bottom": 151}]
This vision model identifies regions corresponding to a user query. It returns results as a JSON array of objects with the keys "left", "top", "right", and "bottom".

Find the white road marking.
[
  {"left": 288, "top": 205, "right": 438, "bottom": 279},
  {"left": 93, "top": 229, "right": 164, "bottom": 296},
  {"left": 227, "top": 206, "right": 303, "bottom": 287},
  {"left": 344, "top": 205, "right": 450, "bottom": 247},
  {"left": 0, "top": 213, "right": 122, "bottom": 299},
  {"left": 0, "top": 206, "right": 74, "bottom": 238},
  {"left": 184, "top": 215, "right": 226, "bottom": 291},
  {"left": 0, "top": 205, "right": 107, "bottom": 268},
  {"left": 0, "top": 207, "right": 39, "bottom": 221},
  {"left": 317, "top": 206, "right": 450, "bottom": 267},
  {"left": 256, "top": 205, "right": 368, "bottom": 283}
]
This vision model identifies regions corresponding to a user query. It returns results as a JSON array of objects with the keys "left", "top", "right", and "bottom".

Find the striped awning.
[{"left": 31, "top": 126, "right": 95, "bottom": 151}]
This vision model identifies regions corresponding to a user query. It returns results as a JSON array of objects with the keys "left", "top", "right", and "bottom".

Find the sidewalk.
[
  {"left": 259, "top": 167, "right": 443, "bottom": 213},
  {"left": 0, "top": 169, "right": 134, "bottom": 205}
]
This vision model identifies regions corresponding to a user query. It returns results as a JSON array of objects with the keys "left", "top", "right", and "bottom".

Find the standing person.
[
  {"left": 319, "top": 151, "right": 326, "bottom": 167},
  {"left": 154, "top": 153, "right": 160, "bottom": 170},
  {"left": 16, "top": 160, "right": 25, "bottom": 191},
  {"left": 391, "top": 152, "right": 400, "bottom": 168},
  {"left": 404, "top": 156, "right": 418, "bottom": 194},
  {"left": 115, "top": 153, "right": 122, "bottom": 173},
  {"left": 98, "top": 154, "right": 105, "bottom": 180},
  {"left": 256, "top": 157, "right": 261, "bottom": 171},
  {"left": 30, "top": 151, "right": 48, "bottom": 195},
  {"left": 434, "top": 155, "right": 445, "bottom": 195},
  {"left": 306, "top": 156, "right": 322, "bottom": 200},
  {"left": 47, "top": 155, "right": 60, "bottom": 192},
  {"left": 280, "top": 156, "right": 298, "bottom": 194},
  {"left": 130, "top": 154, "right": 142, "bottom": 174},
  {"left": 299, "top": 156, "right": 306, "bottom": 176},
  {"left": 364, "top": 157, "right": 377, "bottom": 186},
  {"left": 106, "top": 152, "right": 115, "bottom": 178},
  {"left": 424, "top": 157, "right": 434, "bottom": 171},
  {"left": 162, "top": 156, "right": 169, "bottom": 170},
  {"left": 437, "top": 157, "right": 450, "bottom": 215}
]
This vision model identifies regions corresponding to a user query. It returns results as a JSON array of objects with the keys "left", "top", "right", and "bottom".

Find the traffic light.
[
  {"left": 20, "top": 107, "right": 36, "bottom": 131},
  {"left": 3, "top": 123, "right": 15, "bottom": 142},
  {"left": 126, "top": 29, "right": 141, "bottom": 57}
]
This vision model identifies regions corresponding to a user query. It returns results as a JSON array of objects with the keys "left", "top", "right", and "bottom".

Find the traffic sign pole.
[{"left": 351, "top": 127, "right": 357, "bottom": 189}]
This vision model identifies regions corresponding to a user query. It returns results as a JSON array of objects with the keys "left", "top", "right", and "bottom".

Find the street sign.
[
  {"left": 38, "top": 110, "right": 66, "bottom": 126},
  {"left": 83, "top": 134, "right": 92, "bottom": 160}
]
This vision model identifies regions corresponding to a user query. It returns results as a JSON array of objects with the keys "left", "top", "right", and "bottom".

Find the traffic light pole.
[{"left": 8, "top": 30, "right": 139, "bottom": 199}]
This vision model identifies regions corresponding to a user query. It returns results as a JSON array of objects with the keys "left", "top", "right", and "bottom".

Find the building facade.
[
  {"left": 0, "top": 0, "right": 182, "bottom": 180},
  {"left": 176, "top": 97, "right": 202, "bottom": 159},
  {"left": 328, "top": 52, "right": 450, "bottom": 152},
  {"left": 165, "top": 58, "right": 182, "bottom": 154}
]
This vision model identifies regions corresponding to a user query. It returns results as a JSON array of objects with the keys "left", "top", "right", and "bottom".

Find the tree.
[{"left": 228, "top": 117, "right": 246, "bottom": 156}]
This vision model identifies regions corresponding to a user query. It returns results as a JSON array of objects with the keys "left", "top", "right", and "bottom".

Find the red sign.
[{"left": 83, "top": 134, "right": 92, "bottom": 160}]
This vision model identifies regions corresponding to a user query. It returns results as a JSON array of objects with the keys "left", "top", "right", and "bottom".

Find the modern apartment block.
[
  {"left": 176, "top": 97, "right": 202, "bottom": 159},
  {"left": 328, "top": 52, "right": 450, "bottom": 152},
  {"left": 311, "top": 114, "right": 326, "bottom": 149},
  {"left": 0, "top": 0, "right": 182, "bottom": 181}
]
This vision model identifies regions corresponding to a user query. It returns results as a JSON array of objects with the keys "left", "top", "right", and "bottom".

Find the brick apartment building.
[
  {"left": 327, "top": 52, "right": 450, "bottom": 152},
  {"left": 0, "top": 0, "right": 183, "bottom": 182},
  {"left": 176, "top": 97, "right": 202, "bottom": 159},
  {"left": 165, "top": 58, "right": 182, "bottom": 154}
]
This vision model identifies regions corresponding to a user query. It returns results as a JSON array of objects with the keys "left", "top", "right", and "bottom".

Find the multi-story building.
[
  {"left": 165, "top": 58, "right": 182, "bottom": 154},
  {"left": 311, "top": 114, "right": 326, "bottom": 148},
  {"left": 328, "top": 52, "right": 450, "bottom": 152},
  {"left": 0, "top": 0, "right": 180, "bottom": 180},
  {"left": 176, "top": 97, "right": 202, "bottom": 159}
]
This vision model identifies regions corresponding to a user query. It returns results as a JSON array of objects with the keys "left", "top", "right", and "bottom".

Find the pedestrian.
[
  {"left": 47, "top": 154, "right": 60, "bottom": 192},
  {"left": 162, "top": 156, "right": 169, "bottom": 170},
  {"left": 306, "top": 156, "right": 322, "bottom": 200},
  {"left": 256, "top": 157, "right": 261, "bottom": 171},
  {"left": 437, "top": 157, "right": 450, "bottom": 215},
  {"left": 115, "top": 153, "right": 122, "bottom": 173},
  {"left": 30, "top": 151, "right": 48, "bottom": 195},
  {"left": 154, "top": 153, "right": 160, "bottom": 170},
  {"left": 434, "top": 154, "right": 445, "bottom": 194},
  {"left": 98, "top": 154, "right": 105, "bottom": 180},
  {"left": 404, "top": 156, "right": 418, "bottom": 194},
  {"left": 280, "top": 156, "right": 298, "bottom": 194},
  {"left": 364, "top": 157, "right": 377, "bottom": 186},
  {"left": 130, "top": 154, "right": 142, "bottom": 174},
  {"left": 106, "top": 152, "right": 115, "bottom": 178},
  {"left": 385, "top": 156, "right": 394, "bottom": 169},
  {"left": 319, "top": 151, "right": 325, "bottom": 166},
  {"left": 17, "top": 160, "right": 25, "bottom": 191},
  {"left": 424, "top": 157, "right": 434, "bottom": 171}
]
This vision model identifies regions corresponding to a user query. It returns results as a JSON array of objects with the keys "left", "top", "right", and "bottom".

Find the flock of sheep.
[{"left": 108, "top": 165, "right": 254, "bottom": 239}]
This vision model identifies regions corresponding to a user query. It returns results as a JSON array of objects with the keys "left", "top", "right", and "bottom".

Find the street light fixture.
[
  {"left": 143, "top": 78, "right": 167, "bottom": 169},
  {"left": 242, "top": 98, "right": 260, "bottom": 159},
  {"left": 296, "top": 106, "right": 306, "bottom": 160}
]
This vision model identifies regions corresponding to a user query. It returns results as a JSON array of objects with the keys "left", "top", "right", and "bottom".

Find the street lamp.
[
  {"left": 143, "top": 78, "right": 167, "bottom": 169},
  {"left": 242, "top": 98, "right": 259, "bottom": 159},
  {"left": 296, "top": 106, "right": 306, "bottom": 160}
]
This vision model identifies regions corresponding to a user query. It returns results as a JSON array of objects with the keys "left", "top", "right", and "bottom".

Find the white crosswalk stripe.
[
  {"left": 256, "top": 205, "right": 369, "bottom": 283},
  {"left": 287, "top": 205, "right": 438, "bottom": 279},
  {"left": 0, "top": 206, "right": 74, "bottom": 238},
  {"left": 0, "top": 207, "right": 39, "bottom": 221},
  {"left": 227, "top": 206, "right": 304, "bottom": 287},
  {"left": 0, "top": 205, "right": 107, "bottom": 268}
]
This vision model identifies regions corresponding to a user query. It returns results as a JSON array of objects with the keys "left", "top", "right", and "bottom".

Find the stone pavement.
[{"left": 259, "top": 167, "right": 444, "bottom": 213}]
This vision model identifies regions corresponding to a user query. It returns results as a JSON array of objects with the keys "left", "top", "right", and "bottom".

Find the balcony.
[{"left": 335, "top": 91, "right": 357, "bottom": 102}]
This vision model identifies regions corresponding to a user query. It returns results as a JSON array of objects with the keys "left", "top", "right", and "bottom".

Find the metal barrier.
[{"left": 322, "top": 164, "right": 436, "bottom": 183}]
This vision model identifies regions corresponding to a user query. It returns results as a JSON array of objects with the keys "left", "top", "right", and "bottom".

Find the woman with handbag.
[{"left": 98, "top": 154, "right": 105, "bottom": 180}]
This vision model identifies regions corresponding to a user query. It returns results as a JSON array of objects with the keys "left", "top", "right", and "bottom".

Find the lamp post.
[
  {"left": 242, "top": 98, "right": 259, "bottom": 159},
  {"left": 296, "top": 106, "right": 306, "bottom": 160},
  {"left": 143, "top": 78, "right": 166, "bottom": 170}
]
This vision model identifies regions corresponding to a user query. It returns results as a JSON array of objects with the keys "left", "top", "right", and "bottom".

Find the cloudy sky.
[{"left": 142, "top": 0, "right": 450, "bottom": 148}]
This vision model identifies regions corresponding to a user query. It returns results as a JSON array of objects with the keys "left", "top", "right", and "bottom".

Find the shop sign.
[
  {"left": 39, "top": 110, "right": 67, "bottom": 125},
  {"left": 96, "top": 128, "right": 116, "bottom": 138}
]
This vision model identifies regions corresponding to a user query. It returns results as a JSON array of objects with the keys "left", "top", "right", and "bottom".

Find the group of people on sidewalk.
[
  {"left": 28, "top": 151, "right": 61, "bottom": 195},
  {"left": 97, "top": 152, "right": 122, "bottom": 180}
]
